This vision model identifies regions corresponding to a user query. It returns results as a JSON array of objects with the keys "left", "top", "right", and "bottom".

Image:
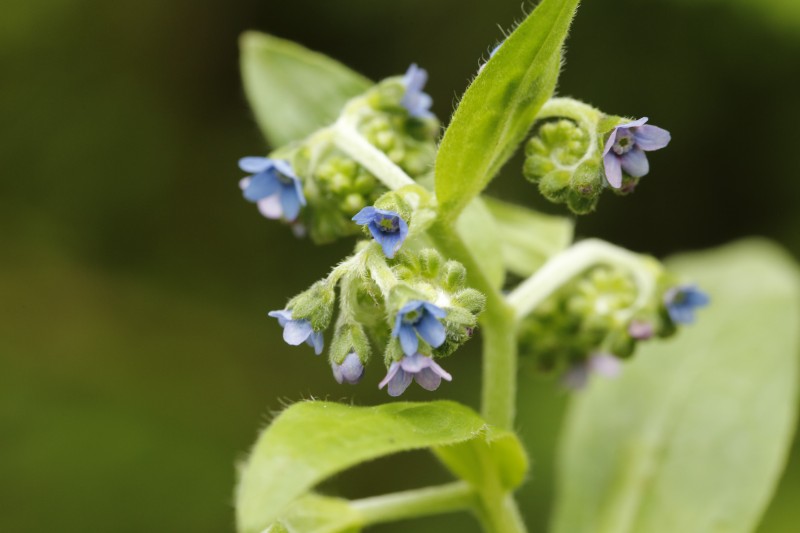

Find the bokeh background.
[{"left": 2, "top": 0, "right": 799, "bottom": 531}]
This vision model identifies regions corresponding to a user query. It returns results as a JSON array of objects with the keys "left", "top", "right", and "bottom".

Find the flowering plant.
[{"left": 231, "top": 2, "right": 800, "bottom": 532}]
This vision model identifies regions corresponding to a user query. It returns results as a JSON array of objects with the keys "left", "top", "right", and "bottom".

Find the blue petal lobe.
[
  {"left": 387, "top": 368, "right": 413, "bottom": 397},
  {"left": 620, "top": 148, "right": 650, "bottom": 178},
  {"left": 416, "top": 312, "right": 446, "bottom": 348},
  {"left": 414, "top": 368, "right": 442, "bottom": 391},
  {"left": 280, "top": 185, "right": 302, "bottom": 221},
  {"left": 243, "top": 172, "right": 280, "bottom": 202},
  {"left": 239, "top": 157, "right": 272, "bottom": 173},
  {"left": 398, "top": 325, "right": 419, "bottom": 356},
  {"left": 283, "top": 320, "right": 312, "bottom": 345}
]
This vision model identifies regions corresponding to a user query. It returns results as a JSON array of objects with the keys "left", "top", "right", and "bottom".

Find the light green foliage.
[
  {"left": 240, "top": 32, "right": 372, "bottom": 147},
  {"left": 236, "top": 401, "right": 527, "bottom": 533},
  {"left": 482, "top": 196, "right": 574, "bottom": 278},
  {"left": 434, "top": 0, "right": 580, "bottom": 221},
  {"left": 268, "top": 494, "right": 363, "bottom": 533},
  {"left": 456, "top": 198, "right": 507, "bottom": 288},
  {"left": 552, "top": 239, "right": 800, "bottom": 533}
]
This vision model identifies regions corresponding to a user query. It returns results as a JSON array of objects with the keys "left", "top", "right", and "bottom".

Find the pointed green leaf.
[
  {"left": 240, "top": 31, "right": 372, "bottom": 147},
  {"left": 553, "top": 239, "right": 800, "bottom": 533},
  {"left": 236, "top": 401, "right": 527, "bottom": 533},
  {"left": 483, "top": 196, "right": 574, "bottom": 277},
  {"left": 434, "top": 0, "right": 580, "bottom": 221}
]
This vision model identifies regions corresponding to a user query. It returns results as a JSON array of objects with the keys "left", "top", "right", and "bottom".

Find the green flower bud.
[{"left": 287, "top": 280, "right": 336, "bottom": 331}]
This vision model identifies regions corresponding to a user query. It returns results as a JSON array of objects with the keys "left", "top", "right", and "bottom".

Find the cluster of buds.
[
  {"left": 523, "top": 98, "right": 671, "bottom": 214},
  {"left": 266, "top": 191, "right": 484, "bottom": 396},
  {"left": 518, "top": 261, "right": 708, "bottom": 388},
  {"left": 238, "top": 65, "right": 439, "bottom": 243}
]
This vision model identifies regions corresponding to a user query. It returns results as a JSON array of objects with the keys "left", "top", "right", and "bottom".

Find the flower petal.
[
  {"left": 257, "top": 195, "right": 283, "bottom": 219},
  {"left": 427, "top": 359, "right": 452, "bottom": 382},
  {"left": 603, "top": 153, "right": 623, "bottom": 188},
  {"left": 421, "top": 302, "right": 446, "bottom": 319},
  {"left": 414, "top": 368, "right": 442, "bottom": 391},
  {"left": 268, "top": 309, "right": 293, "bottom": 327},
  {"left": 634, "top": 124, "right": 671, "bottom": 151},
  {"left": 279, "top": 185, "right": 302, "bottom": 221},
  {"left": 306, "top": 330, "right": 324, "bottom": 355},
  {"left": 352, "top": 206, "right": 377, "bottom": 225},
  {"left": 375, "top": 228, "right": 405, "bottom": 259},
  {"left": 243, "top": 172, "right": 280, "bottom": 202},
  {"left": 399, "top": 353, "right": 429, "bottom": 373},
  {"left": 415, "top": 312, "right": 446, "bottom": 348},
  {"left": 336, "top": 352, "right": 365, "bottom": 384},
  {"left": 398, "top": 324, "right": 419, "bottom": 356},
  {"left": 378, "top": 362, "right": 400, "bottom": 390},
  {"left": 238, "top": 157, "right": 272, "bottom": 173},
  {"left": 272, "top": 159, "right": 298, "bottom": 179},
  {"left": 620, "top": 148, "right": 650, "bottom": 178},
  {"left": 283, "top": 319, "right": 312, "bottom": 345},
  {"left": 589, "top": 353, "right": 622, "bottom": 378},
  {"left": 387, "top": 368, "right": 413, "bottom": 397}
]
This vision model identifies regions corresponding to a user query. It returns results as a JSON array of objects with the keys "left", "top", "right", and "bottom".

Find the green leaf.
[
  {"left": 240, "top": 31, "right": 372, "bottom": 148},
  {"left": 236, "top": 400, "right": 527, "bottom": 533},
  {"left": 552, "top": 239, "right": 800, "bottom": 533},
  {"left": 268, "top": 494, "right": 362, "bottom": 533},
  {"left": 434, "top": 0, "right": 580, "bottom": 221},
  {"left": 457, "top": 198, "right": 507, "bottom": 288},
  {"left": 482, "top": 196, "right": 574, "bottom": 278}
]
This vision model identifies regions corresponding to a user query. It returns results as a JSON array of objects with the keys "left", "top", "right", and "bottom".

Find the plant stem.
[
  {"left": 475, "top": 494, "right": 529, "bottom": 533},
  {"left": 506, "top": 238, "right": 656, "bottom": 320},
  {"left": 351, "top": 481, "right": 476, "bottom": 526},
  {"left": 331, "top": 121, "right": 416, "bottom": 190},
  {"left": 428, "top": 220, "right": 517, "bottom": 431}
]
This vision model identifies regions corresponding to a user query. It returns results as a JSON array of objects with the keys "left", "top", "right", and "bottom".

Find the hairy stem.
[
  {"left": 506, "top": 238, "right": 656, "bottom": 320},
  {"left": 351, "top": 481, "right": 476, "bottom": 525},
  {"left": 428, "top": 221, "right": 518, "bottom": 430},
  {"left": 475, "top": 494, "right": 529, "bottom": 533},
  {"left": 331, "top": 121, "right": 416, "bottom": 190}
]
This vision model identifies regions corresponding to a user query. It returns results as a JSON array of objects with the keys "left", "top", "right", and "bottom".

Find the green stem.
[
  {"left": 428, "top": 220, "right": 517, "bottom": 430},
  {"left": 475, "top": 494, "right": 529, "bottom": 533},
  {"left": 331, "top": 121, "right": 416, "bottom": 190},
  {"left": 351, "top": 481, "right": 476, "bottom": 526},
  {"left": 506, "top": 238, "right": 656, "bottom": 321}
]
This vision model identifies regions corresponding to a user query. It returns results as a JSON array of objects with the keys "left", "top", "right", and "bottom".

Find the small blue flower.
[
  {"left": 400, "top": 64, "right": 434, "bottom": 119},
  {"left": 664, "top": 284, "right": 710, "bottom": 325},
  {"left": 392, "top": 300, "right": 447, "bottom": 356},
  {"left": 602, "top": 118, "right": 671, "bottom": 189},
  {"left": 331, "top": 352, "right": 365, "bottom": 385},
  {"left": 352, "top": 206, "right": 409, "bottom": 258},
  {"left": 268, "top": 309, "right": 324, "bottom": 355},
  {"left": 378, "top": 354, "right": 452, "bottom": 396},
  {"left": 238, "top": 157, "right": 306, "bottom": 221}
]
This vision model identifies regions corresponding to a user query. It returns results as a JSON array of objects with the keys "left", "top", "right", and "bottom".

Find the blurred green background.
[{"left": 2, "top": 0, "right": 799, "bottom": 531}]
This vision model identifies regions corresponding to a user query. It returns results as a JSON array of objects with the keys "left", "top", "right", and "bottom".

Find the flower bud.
[{"left": 287, "top": 280, "right": 336, "bottom": 331}]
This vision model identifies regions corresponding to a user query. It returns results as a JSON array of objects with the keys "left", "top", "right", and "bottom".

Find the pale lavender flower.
[
  {"left": 331, "top": 352, "right": 365, "bottom": 385},
  {"left": 563, "top": 352, "right": 622, "bottom": 390},
  {"left": 664, "top": 284, "right": 710, "bottom": 325},
  {"left": 238, "top": 157, "right": 306, "bottom": 221},
  {"left": 602, "top": 118, "right": 671, "bottom": 189},
  {"left": 400, "top": 64, "right": 434, "bottom": 119},
  {"left": 268, "top": 309, "right": 323, "bottom": 355},
  {"left": 393, "top": 300, "right": 447, "bottom": 356},
  {"left": 378, "top": 354, "right": 452, "bottom": 396},
  {"left": 628, "top": 320, "right": 654, "bottom": 340},
  {"left": 352, "top": 206, "right": 409, "bottom": 258}
]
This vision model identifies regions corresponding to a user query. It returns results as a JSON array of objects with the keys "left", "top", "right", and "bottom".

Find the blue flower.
[
  {"left": 352, "top": 206, "right": 409, "bottom": 258},
  {"left": 664, "top": 284, "right": 710, "bottom": 325},
  {"left": 331, "top": 352, "right": 365, "bottom": 385},
  {"left": 602, "top": 118, "right": 671, "bottom": 189},
  {"left": 400, "top": 64, "right": 434, "bottom": 119},
  {"left": 238, "top": 157, "right": 306, "bottom": 221},
  {"left": 268, "top": 309, "right": 324, "bottom": 355},
  {"left": 392, "top": 300, "right": 447, "bottom": 356},
  {"left": 378, "top": 354, "right": 452, "bottom": 397}
]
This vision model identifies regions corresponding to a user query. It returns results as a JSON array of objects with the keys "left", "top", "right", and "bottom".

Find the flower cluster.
[
  {"left": 237, "top": 65, "right": 439, "bottom": 243},
  {"left": 518, "top": 264, "right": 708, "bottom": 388},
  {"left": 268, "top": 233, "right": 484, "bottom": 396},
  {"left": 523, "top": 100, "right": 670, "bottom": 214}
]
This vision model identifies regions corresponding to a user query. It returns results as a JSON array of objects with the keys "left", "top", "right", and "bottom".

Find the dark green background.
[{"left": 2, "top": 0, "right": 798, "bottom": 531}]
